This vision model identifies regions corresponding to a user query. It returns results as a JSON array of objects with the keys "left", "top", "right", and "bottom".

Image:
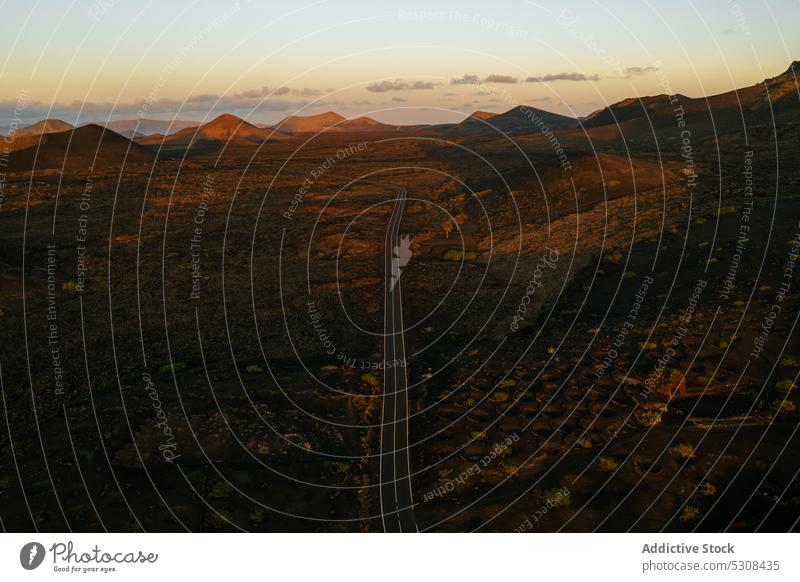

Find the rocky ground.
[{"left": 0, "top": 123, "right": 798, "bottom": 532}]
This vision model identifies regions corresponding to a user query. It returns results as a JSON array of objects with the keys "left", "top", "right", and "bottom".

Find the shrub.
[
  {"left": 361, "top": 373, "right": 380, "bottom": 388},
  {"left": 492, "top": 391, "right": 510, "bottom": 403},
  {"left": 249, "top": 508, "right": 268, "bottom": 525},
  {"left": 542, "top": 488, "right": 571, "bottom": 507},
  {"left": 245, "top": 364, "right": 264, "bottom": 374},
  {"left": 157, "top": 361, "right": 187, "bottom": 375},
  {"left": 698, "top": 482, "right": 717, "bottom": 497},
  {"left": 779, "top": 357, "right": 799, "bottom": 368},
  {"left": 635, "top": 403, "right": 666, "bottom": 426},
  {"left": 655, "top": 369, "right": 686, "bottom": 398},
  {"left": 598, "top": 456, "right": 619, "bottom": 472},
  {"left": 209, "top": 481, "right": 235, "bottom": 499},
  {"left": 623, "top": 270, "right": 637, "bottom": 279},
  {"left": 61, "top": 280, "right": 83, "bottom": 292},
  {"left": 718, "top": 205, "right": 737, "bottom": 216},
  {"left": 498, "top": 462, "right": 519, "bottom": 476},
  {"left": 772, "top": 399, "right": 796, "bottom": 413},
  {"left": 443, "top": 249, "right": 476, "bottom": 261},
  {"left": 679, "top": 504, "right": 701, "bottom": 522},
  {"left": 775, "top": 380, "right": 797, "bottom": 393},
  {"left": 207, "top": 509, "right": 235, "bottom": 528},
  {"left": 669, "top": 443, "right": 695, "bottom": 460}
]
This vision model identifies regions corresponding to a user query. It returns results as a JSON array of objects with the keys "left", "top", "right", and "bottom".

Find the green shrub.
[
  {"left": 542, "top": 488, "right": 571, "bottom": 507},
  {"left": 209, "top": 481, "right": 235, "bottom": 499},
  {"left": 249, "top": 508, "right": 268, "bottom": 525},
  {"left": 157, "top": 361, "right": 187, "bottom": 375},
  {"left": 207, "top": 509, "right": 234, "bottom": 528},
  {"left": 443, "top": 249, "right": 476, "bottom": 261},
  {"left": 361, "top": 373, "right": 380, "bottom": 388},
  {"left": 679, "top": 504, "right": 701, "bottom": 522}
]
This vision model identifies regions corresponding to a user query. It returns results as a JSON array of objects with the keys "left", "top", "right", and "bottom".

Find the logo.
[
  {"left": 20, "top": 542, "right": 46, "bottom": 570},
  {"left": 391, "top": 234, "right": 413, "bottom": 291}
]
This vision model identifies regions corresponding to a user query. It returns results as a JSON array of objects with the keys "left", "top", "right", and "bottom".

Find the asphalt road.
[{"left": 377, "top": 181, "right": 418, "bottom": 533}]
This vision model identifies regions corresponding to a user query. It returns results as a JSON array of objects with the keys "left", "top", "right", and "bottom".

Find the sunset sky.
[{"left": 1, "top": 0, "right": 798, "bottom": 127}]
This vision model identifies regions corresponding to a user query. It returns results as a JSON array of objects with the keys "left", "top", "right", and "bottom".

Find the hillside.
[
  {"left": 88, "top": 118, "right": 198, "bottom": 138},
  {"left": 271, "top": 111, "right": 392, "bottom": 133},
  {"left": 443, "top": 105, "right": 579, "bottom": 136},
  {"left": 137, "top": 113, "right": 290, "bottom": 148},
  {"left": 6, "top": 124, "right": 155, "bottom": 173}
]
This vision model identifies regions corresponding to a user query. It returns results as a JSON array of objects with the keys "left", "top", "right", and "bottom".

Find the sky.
[{"left": 0, "top": 0, "right": 798, "bottom": 127}]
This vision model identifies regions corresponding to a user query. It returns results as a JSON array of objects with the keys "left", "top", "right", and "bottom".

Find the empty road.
[{"left": 377, "top": 181, "right": 417, "bottom": 533}]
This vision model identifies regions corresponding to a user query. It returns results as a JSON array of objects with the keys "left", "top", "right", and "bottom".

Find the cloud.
[
  {"left": 622, "top": 66, "right": 659, "bottom": 78},
  {"left": 451, "top": 74, "right": 481, "bottom": 85},
  {"left": 366, "top": 79, "right": 438, "bottom": 92},
  {"left": 526, "top": 72, "right": 599, "bottom": 82},
  {"left": 483, "top": 75, "right": 519, "bottom": 84},
  {"left": 721, "top": 28, "right": 736, "bottom": 35},
  {"left": 483, "top": 74, "right": 518, "bottom": 84},
  {"left": 233, "top": 86, "right": 322, "bottom": 99},
  {"left": 0, "top": 86, "right": 318, "bottom": 127}
]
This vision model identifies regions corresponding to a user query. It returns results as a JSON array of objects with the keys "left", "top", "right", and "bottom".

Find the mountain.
[
  {"left": 581, "top": 95, "right": 688, "bottom": 128},
  {"left": 137, "top": 113, "right": 290, "bottom": 148},
  {"left": 5, "top": 124, "right": 155, "bottom": 174},
  {"left": 583, "top": 61, "right": 799, "bottom": 130},
  {"left": 8, "top": 119, "right": 74, "bottom": 138},
  {"left": 270, "top": 111, "right": 392, "bottom": 133},
  {"left": 443, "top": 106, "right": 579, "bottom": 136},
  {"left": 85, "top": 118, "right": 198, "bottom": 138}
]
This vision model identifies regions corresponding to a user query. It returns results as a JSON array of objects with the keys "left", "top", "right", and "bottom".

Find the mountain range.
[{"left": 4, "top": 60, "right": 796, "bottom": 174}]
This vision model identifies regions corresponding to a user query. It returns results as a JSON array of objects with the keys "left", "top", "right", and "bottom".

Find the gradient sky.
[{"left": 1, "top": 0, "right": 798, "bottom": 126}]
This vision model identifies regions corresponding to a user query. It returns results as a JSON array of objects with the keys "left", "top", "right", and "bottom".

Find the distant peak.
[
  {"left": 782, "top": 60, "right": 799, "bottom": 76},
  {"left": 208, "top": 113, "right": 245, "bottom": 125},
  {"left": 470, "top": 111, "right": 496, "bottom": 120}
]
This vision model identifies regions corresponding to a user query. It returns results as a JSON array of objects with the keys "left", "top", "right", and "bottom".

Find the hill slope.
[
  {"left": 444, "top": 106, "right": 579, "bottom": 136},
  {"left": 271, "top": 111, "right": 392, "bottom": 133},
  {"left": 13, "top": 119, "right": 74, "bottom": 138},
  {"left": 6, "top": 124, "right": 155, "bottom": 173},
  {"left": 138, "top": 113, "right": 289, "bottom": 148},
  {"left": 87, "top": 119, "right": 198, "bottom": 138}
]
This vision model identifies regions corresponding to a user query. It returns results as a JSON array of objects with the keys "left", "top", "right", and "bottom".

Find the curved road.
[{"left": 376, "top": 181, "right": 418, "bottom": 533}]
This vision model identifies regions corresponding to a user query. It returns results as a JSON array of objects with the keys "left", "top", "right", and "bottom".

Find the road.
[{"left": 377, "top": 181, "right": 418, "bottom": 533}]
